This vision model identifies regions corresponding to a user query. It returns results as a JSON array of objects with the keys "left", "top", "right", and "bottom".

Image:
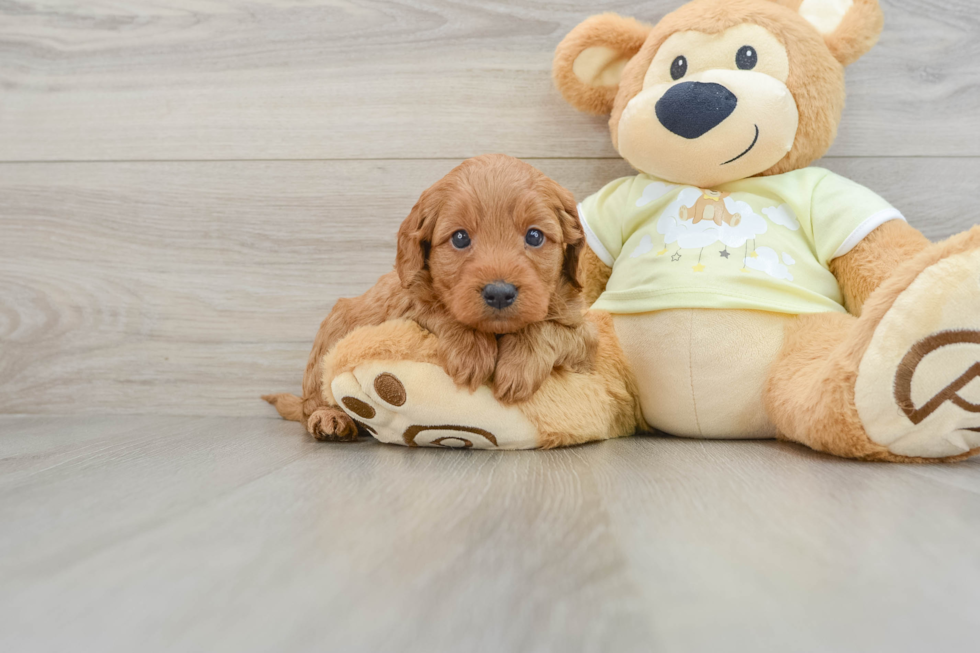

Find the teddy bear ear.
[
  {"left": 779, "top": 0, "right": 884, "bottom": 66},
  {"left": 553, "top": 13, "right": 653, "bottom": 116}
]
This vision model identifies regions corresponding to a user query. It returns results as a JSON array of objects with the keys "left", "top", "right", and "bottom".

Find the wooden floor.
[
  {"left": 2, "top": 1, "right": 980, "bottom": 650},
  {"left": 1, "top": 415, "right": 979, "bottom": 652}
]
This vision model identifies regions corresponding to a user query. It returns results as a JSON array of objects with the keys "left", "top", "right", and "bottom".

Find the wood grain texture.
[
  {"left": 0, "top": 0, "right": 978, "bottom": 161},
  {"left": 1, "top": 416, "right": 978, "bottom": 653},
  {"left": 1, "top": 157, "right": 977, "bottom": 416}
]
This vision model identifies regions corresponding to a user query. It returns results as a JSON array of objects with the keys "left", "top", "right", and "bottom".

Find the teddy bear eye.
[
  {"left": 670, "top": 55, "right": 688, "bottom": 80},
  {"left": 736, "top": 45, "right": 757, "bottom": 70},
  {"left": 451, "top": 229, "right": 471, "bottom": 249}
]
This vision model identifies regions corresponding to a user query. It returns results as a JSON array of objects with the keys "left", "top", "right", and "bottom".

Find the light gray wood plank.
[
  {"left": 0, "top": 0, "right": 977, "bottom": 161},
  {"left": 897, "top": 458, "right": 980, "bottom": 495},
  {"left": 588, "top": 438, "right": 980, "bottom": 652},
  {"left": 1, "top": 157, "right": 977, "bottom": 416},
  {"left": 0, "top": 416, "right": 978, "bottom": 652},
  {"left": 0, "top": 415, "right": 654, "bottom": 653},
  {"left": 0, "top": 415, "right": 317, "bottom": 578}
]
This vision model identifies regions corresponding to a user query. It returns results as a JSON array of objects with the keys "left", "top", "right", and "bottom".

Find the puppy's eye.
[
  {"left": 524, "top": 228, "right": 545, "bottom": 248},
  {"left": 736, "top": 45, "right": 757, "bottom": 70},
  {"left": 451, "top": 230, "right": 471, "bottom": 249},
  {"left": 670, "top": 55, "right": 687, "bottom": 81}
]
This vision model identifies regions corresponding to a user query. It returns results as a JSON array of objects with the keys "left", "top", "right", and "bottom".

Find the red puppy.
[{"left": 264, "top": 154, "right": 597, "bottom": 441}]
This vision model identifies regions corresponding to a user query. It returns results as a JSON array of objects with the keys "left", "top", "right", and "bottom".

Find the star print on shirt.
[
  {"left": 671, "top": 252, "right": 682, "bottom": 262},
  {"left": 719, "top": 249, "right": 731, "bottom": 258}
]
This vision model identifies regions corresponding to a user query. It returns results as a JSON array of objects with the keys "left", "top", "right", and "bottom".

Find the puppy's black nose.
[
  {"left": 482, "top": 282, "right": 517, "bottom": 310},
  {"left": 656, "top": 82, "right": 737, "bottom": 139}
]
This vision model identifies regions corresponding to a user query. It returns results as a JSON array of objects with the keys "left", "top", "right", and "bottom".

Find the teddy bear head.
[{"left": 554, "top": 0, "right": 884, "bottom": 188}]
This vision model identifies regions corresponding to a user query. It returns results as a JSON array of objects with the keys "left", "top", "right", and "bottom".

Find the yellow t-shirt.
[{"left": 579, "top": 167, "right": 906, "bottom": 315}]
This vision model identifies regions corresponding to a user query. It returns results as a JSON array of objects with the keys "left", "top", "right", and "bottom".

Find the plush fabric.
[
  {"left": 613, "top": 309, "right": 791, "bottom": 438},
  {"left": 553, "top": 13, "right": 653, "bottom": 115},
  {"left": 829, "top": 219, "right": 931, "bottom": 314}
]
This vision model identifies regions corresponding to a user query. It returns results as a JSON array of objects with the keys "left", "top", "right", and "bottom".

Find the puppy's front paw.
[
  {"left": 444, "top": 347, "right": 496, "bottom": 392},
  {"left": 492, "top": 360, "right": 549, "bottom": 404},
  {"left": 493, "top": 335, "right": 552, "bottom": 404},
  {"left": 307, "top": 407, "right": 359, "bottom": 442},
  {"left": 440, "top": 331, "right": 496, "bottom": 392}
]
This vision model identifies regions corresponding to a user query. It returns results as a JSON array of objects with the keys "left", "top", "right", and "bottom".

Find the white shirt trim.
[
  {"left": 578, "top": 202, "right": 615, "bottom": 267},
  {"left": 831, "top": 208, "right": 907, "bottom": 260}
]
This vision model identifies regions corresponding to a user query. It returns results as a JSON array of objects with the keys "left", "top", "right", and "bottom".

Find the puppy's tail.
[{"left": 262, "top": 393, "right": 305, "bottom": 422}]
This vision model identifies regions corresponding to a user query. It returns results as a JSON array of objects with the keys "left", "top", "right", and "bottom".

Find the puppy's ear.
[
  {"left": 395, "top": 189, "right": 438, "bottom": 289},
  {"left": 771, "top": 0, "right": 883, "bottom": 66},
  {"left": 553, "top": 184, "right": 585, "bottom": 291},
  {"left": 553, "top": 13, "right": 652, "bottom": 116}
]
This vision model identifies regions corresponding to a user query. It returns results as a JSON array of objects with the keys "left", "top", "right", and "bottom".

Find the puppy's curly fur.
[{"left": 264, "top": 154, "right": 598, "bottom": 441}]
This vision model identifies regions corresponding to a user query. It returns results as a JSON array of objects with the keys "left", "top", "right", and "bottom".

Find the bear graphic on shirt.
[
  {"left": 656, "top": 187, "right": 767, "bottom": 251},
  {"left": 645, "top": 186, "right": 802, "bottom": 280},
  {"left": 679, "top": 190, "right": 742, "bottom": 226}
]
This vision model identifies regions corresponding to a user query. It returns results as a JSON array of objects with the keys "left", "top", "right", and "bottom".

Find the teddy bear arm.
[
  {"left": 829, "top": 220, "right": 931, "bottom": 315},
  {"left": 578, "top": 245, "right": 613, "bottom": 306}
]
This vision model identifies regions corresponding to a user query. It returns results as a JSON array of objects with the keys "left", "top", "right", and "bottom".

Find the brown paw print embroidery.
[
  {"left": 894, "top": 330, "right": 980, "bottom": 431},
  {"left": 373, "top": 372, "right": 406, "bottom": 406},
  {"left": 401, "top": 425, "right": 498, "bottom": 448},
  {"left": 339, "top": 396, "right": 377, "bottom": 436},
  {"left": 338, "top": 371, "right": 501, "bottom": 448}
]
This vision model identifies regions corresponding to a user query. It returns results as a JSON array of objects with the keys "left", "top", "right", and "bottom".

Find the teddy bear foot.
[
  {"left": 330, "top": 359, "right": 540, "bottom": 450},
  {"left": 854, "top": 229, "right": 980, "bottom": 459}
]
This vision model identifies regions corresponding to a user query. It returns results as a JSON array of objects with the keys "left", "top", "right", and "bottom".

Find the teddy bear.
[{"left": 316, "top": 0, "right": 980, "bottom": 462}]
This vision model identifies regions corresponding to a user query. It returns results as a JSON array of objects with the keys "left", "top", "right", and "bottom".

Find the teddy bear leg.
[
  {"left": 765, "top": 227, "right": 980, "bottom": 462},
  {"left": 763, "top": 311, "right": 887, "bottom": 459},
  {"left": 326, "top": 314, "right": 640, "bottom": 449},
  {"left": 322, "top": 319, "right": 537, "bottom": 449}
]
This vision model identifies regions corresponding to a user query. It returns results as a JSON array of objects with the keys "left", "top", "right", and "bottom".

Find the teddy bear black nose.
[
  {"left": 656, "top": 82, "right": 738, "bottom": 139},
  {"left": 482, "top": 282, "right": 518, "bottom": 310}
]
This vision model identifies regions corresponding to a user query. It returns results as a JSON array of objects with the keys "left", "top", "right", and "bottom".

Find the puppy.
[{"left": 264, "top": 154, "right": 597, "bottom": 441}]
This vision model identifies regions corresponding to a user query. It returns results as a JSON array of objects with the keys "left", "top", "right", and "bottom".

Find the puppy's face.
[{"left": 396, "top": 155, "right": 583, "bottom": 334}]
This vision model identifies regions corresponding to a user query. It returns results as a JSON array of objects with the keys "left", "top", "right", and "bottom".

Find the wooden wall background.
[{"left": 1, "top": 0, "right": 978, "bottom": 417}]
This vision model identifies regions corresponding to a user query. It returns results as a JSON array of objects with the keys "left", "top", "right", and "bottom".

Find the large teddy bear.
[{"left": 321, "top": 0, "right": 980, "bottom": 462}]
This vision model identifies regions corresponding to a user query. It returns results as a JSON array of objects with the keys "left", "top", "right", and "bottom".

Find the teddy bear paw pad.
[
  {"left": 855, "top": 247, "right": 980, "bottom": 458},
  {"left": 330, "top": 359, "right": 540, "bottom": 449}
]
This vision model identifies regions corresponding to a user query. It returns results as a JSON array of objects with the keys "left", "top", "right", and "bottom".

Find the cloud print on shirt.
[
  {"left": 762, "top": 204, "right": 801, "bottom": 231},
  {"left": 635, "top": 181, "right": 677, "bottom": 207},
  {"left": 630, "top": 234, "right": 655, "bottom": 258},
  {"left": 746, "top": 247, "right": 796, "bottom": 281},
  {"left": 657, "top": 187, "right": 767, "bottom": 249}
]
